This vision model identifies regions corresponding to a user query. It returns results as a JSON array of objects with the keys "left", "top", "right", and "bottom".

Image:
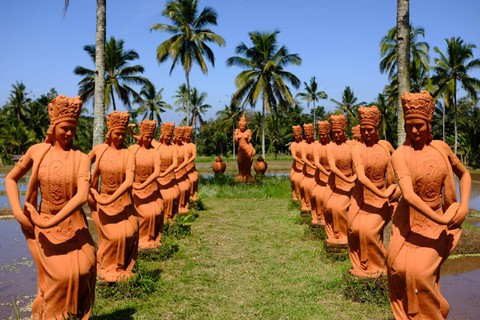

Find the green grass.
[{"left": 92, "top": 177, "right": 392, "bottom": 319}]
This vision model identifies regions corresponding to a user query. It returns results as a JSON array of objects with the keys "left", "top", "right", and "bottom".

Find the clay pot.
[
  {"left": 253, "top": 156, "right": 268, "bottom": 175},
  {"left": 212, "top": 156, "right": 227, "bottom": 175}
]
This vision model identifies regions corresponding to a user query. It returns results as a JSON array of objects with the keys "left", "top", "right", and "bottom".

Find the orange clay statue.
[
  {"left": 289, "top": 125, "right": 304, "bottom": 202},
  {"left": 129, "top": 120, "right": 164, "bottom": 249},
  {"left": 153, "top": 122, "right": 180, "bottom": 222},
  {"left": 183, "top": 126, "right": 199, "bottom": 201},
  {"left": 234, "top": 115, "right": 256, "bottom": 182},
  {"left": 88, "top": 111, "right": 138, "bottom": 283},
  {"left": 5, "top": 95, "right": 96, "bottom": 319},
  {"left": 299, "top": 123, "right": 317, "bottom": 213},
  {"left": 347, "top": 106, "right": 398, "bottom": 277},
  {"left": 173, "top": 126, "right": 191, "bottom": 214},
  {"left": 323, "top": 114, "right": 357, "bottom": 251},
  {"left": 310, "top": 120, "right": 332, "bottom": 226},
  {"left": 387, "top": 91, "right": 471, "bottom": 319}
]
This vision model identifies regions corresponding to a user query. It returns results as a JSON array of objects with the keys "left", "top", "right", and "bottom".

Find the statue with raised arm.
[
  {"left": 88, "top": 110, "right": 138, "bottom": 283},
  {"left": 5, "top": 95, "right": 95, "bottom": 319},
  {"left": 387, "top": 91, "right": 471, "bottom": 319},
  {"left": 348, "top": 106, "right": 398, "bottom": 277},
  {"left": 234, "top": 115, "right": 256, "bottom": 182},
  {"left": 129, "top": 120, "right": 164, "bottom": 249}
]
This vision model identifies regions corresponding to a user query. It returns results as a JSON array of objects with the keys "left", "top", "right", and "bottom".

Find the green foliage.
[
  {"left": 137, "top": 239, "right": 180, "bottom": 262},
  {"left": 163, "top": 212, "right": 199, "bottom": 239},
  {"left": 343, "top": 273, "right": 389, "bottom": 306}
]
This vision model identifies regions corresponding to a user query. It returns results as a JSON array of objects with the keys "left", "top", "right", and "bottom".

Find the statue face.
[
  {"left": 294, "top": 133, "right": 303, "bottom": 142},
  {"left": 141, "top": 133, "right": 154, "bottom": 148},
  {"left": 305, "top": 132, "right": 314, "bottom": 143},
  {"left": 360, "top": 125, "right": 377, "bottom": 144},
  {"left": 318, "top": 132, "right": 330, "bottom": 145},
  {"left": 111, "top": 129, "right": 126, "bottom": 148},
  {"left": 332, "top": 128, "right": 345, "bottom": 144},
  {"left": 405, "top": 118, "right": 429, "bottom": 145},
  {"left": 239, "top": 123, "right": 246, "bottom": 132},
  {"left": 55, "top": 120, "right": 77, "bottom": 149},
  {"left": 162, "top": 133, "right": 172, "bottom": 144}
]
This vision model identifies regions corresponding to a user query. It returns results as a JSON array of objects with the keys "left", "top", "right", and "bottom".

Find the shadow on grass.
[{"left": 92, "top": 307, "right": 136, "bottom": 320}]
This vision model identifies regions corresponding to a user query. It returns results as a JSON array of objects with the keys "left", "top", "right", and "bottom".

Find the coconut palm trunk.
[
  {"left": 396, "top": 0, "right": 410, "bottom": 145},
  {"left": 92, "top": 0, "right": 106, "bottom": 146},
  {"left": 261, "top": 95, "right": 267, "bottom": 159}
]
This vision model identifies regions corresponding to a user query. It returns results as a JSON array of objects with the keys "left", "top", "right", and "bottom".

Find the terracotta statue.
[
  {"left": 310, "top": 120, "right": 331, "bottom": 226},
  {"left": 351, "top": 124, "right": 362, "bottom": 143},
  {"left": 173, "top": 126, "right": 191, "bottom": 214},
  {"left": 129, "top": 120, "right": 164, "bottom": 250},
  {"left": 387, "top": 91, "right": 471, "bottom": 319},
  {"left": 153, "top": 122, "right": 180, "bottom": 222},
  {"left": 324, "top": 114, "right": 356, "bottom": 251},
  {"left": 234, "top": 115, "right": 256, "bottom": 182},
  {"left": 299, "top": 123, "right": 317, "bottom": 213},
  {"left": 348, "top": 106, "right": 398, "bottom": 277},
  {"left": 183, "top": 126, "right": 199, "bottom": 201},
  {"left": 289, "top": 125, "right": 304, "bottom": 202},
  {"left": 5, "top": 95, "right": 95, "bottom": 319},
  {"left": 88, "top": 110, "right": 138, "bottom": 283}
]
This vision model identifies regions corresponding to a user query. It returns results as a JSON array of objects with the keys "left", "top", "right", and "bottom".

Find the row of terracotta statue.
[
  {"left": 5, "top": 95, "right": 199, "bottom": 319},
  {"left": 289, "top": 90, "right": 471, "bottom": 319}
]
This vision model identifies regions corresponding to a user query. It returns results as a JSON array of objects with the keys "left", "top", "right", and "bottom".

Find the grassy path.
[{"left": 93, "top": 178, "right": 391, "bottom": 319}]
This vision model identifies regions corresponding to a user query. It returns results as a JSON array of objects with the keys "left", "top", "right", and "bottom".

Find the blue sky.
[{"left": 1, "top": 0, "right": 479, "bottom": 124}]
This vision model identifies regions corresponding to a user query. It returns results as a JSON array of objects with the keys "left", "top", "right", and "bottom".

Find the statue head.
[
  {"left": 173, "top": 126, "right": 185, "bottom": 144},
  {"left": 183, "top": 126, "right": 193, "bottom": 143},
  {"left": 358, "top": 105, "right": 382, "bottom": 144},
  {"left": 351, "top": 125, "right": 361, "bottom": 142},
  {"left": 317, "top": 120, "right": 331, "bottom": 144},
  {"left": 292, "top": 125, "right": 303, "bottom": 142},
  {"left": 238, "top": 115, "right": 247, "bottom": 132},
  {"left": 160, "top": 122, "right": 175, "bottom": 144},
  {"left": 401, "top": 91, "right": 435, "bottom": 145},
  {"left": 138, "top": 119, "right": 156, "bottom": 147},
  {"left": 105, "top": 111, "right": 130, "bottom": 147},
  {"left": 45, "top": 95, "right": 82, "bottom": 147},
  {"left": 303, "top": 123, "right": 315, "bottom": 143},
  {"left": 330, "top": 114, "right": 347, "bottom": 144}
]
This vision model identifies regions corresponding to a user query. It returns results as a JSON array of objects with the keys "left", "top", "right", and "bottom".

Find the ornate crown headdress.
[
  {"left": 292, "top": 125, "right": 303, "bottom": 135},
  {"left": 351, "top": 125, "right": 361, "bottom": 140},
  {"left": 303, "top": 123, "right": 314, "bottom": 135},
  {"left": 317, "top": 120, "right": 331, "bottom": 133},
  {"left": 401, "top": 90, "right": 435, "bottom": 122},
  {"left": 139, "top": 119, "right": 156, "bottom": 136},
  {"left": 48, "top": 95, "right": 82, "bottom": 125},
  {"left": 239, "top": 114, "right": 247, "bottom": 126},
  {"left": 330, "top": 114, "right": 347, "bottom": 130},
  {"left": 184, "top": 126, "right": 193, "bottom": 138},
  {"left": 174, "top": 126, "right": 185, "bottom": 139},
  {"left": 106, "top": 111, "right": 130, "bottom": 131},
  {"left": 161, "top": 122, "right": 175, "bottom": 136},
  {"left": 358, "top": 105, "right": 382, "bottom": 127}
]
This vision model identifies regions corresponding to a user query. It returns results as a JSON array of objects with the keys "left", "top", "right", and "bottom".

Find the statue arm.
[
  {"left": 159, "top": 147, "right": 178, "bottom": 178},
  {"left": 290, "top": 143, "right": 304, "bottom": 164},
  {"left": 327, "top": 144, "right": 356, "bottom": 183},
  {"left": 301, "top": 143, "right": 315, "bottom": 170},
  {"left": 352, "top": 144, "right": 392, "bottom": 198},
  {"left": 133, "top": 151, "right": 161, "bottom": 190},
  {"left": 392, "top": 149, "right": 458, "bottom": 225},
  {"left": 174, "top": 150, "right": 189, "bottom": 173},
  {"left": 93, "top": 150, "right": 135, "bottom": 205},
  {"left": 313, "top": 144, "right": 329, "bottom": 176},
  {"left": 29, "top": 154, "right": 91, "bottom": 228},
  {"left": 186, "top": 144, "right": 197, "bottom": 165},
  {"left": 5, "top": 148, "right": 35, "bottom": 230}
]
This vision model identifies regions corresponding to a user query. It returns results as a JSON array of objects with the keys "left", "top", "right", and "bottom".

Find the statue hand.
[
  {"left": 384, "top": 184, "right": 397, "bottom": 198},
  {"left": 132, "top": 182, "right": 142, "bottom": 190},
  {"left": 448, "top": 203, "right": 468, "bottom": 229},
  {"left": 25, "top": 202, "right": 43, "bottom": 227},
  {"left": 443, "top": 202, "right": 460, "bottom": 225},
  {"left": 90, "top": 188, "right": 104, "bottom": 204}
]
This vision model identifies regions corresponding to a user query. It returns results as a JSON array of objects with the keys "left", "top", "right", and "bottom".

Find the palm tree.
[
  {"left": 135, "top": 81, "right": 172, "bottom": 125},
  {"left": 151, "top": 0, "right": 225, "bottom": 125},
  {"left": 396, "top": 0, "right": 410, "bottom": 145},
  {"left": 295, "top": 76, "right": 327, "bottom": 133},
  {"left": 65, "top": 0, "right": 106, "bottom": 146},
  {"left": 74, "top": 36, "right": 148, "bottom": 112},
  {"left": 175, "top": 88, "right": 211, "bottom": 139},
  {"left": 330, "top": 86, "right": 365, "bottom": 134},
  {"left": 216, "top": 100, "right": 241, "bottom": 158},
  {"left": 431, "top": 36, "right": 480, "bottom": 154},
  {"left": 172, "top": 83, "right": 190, "bottom": 122},
  {"left": 5, "top": 81, "right": 31, "bottom": 122},
  {"left": 226, "top": 30, "right": 302, "bottom": 158}
]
